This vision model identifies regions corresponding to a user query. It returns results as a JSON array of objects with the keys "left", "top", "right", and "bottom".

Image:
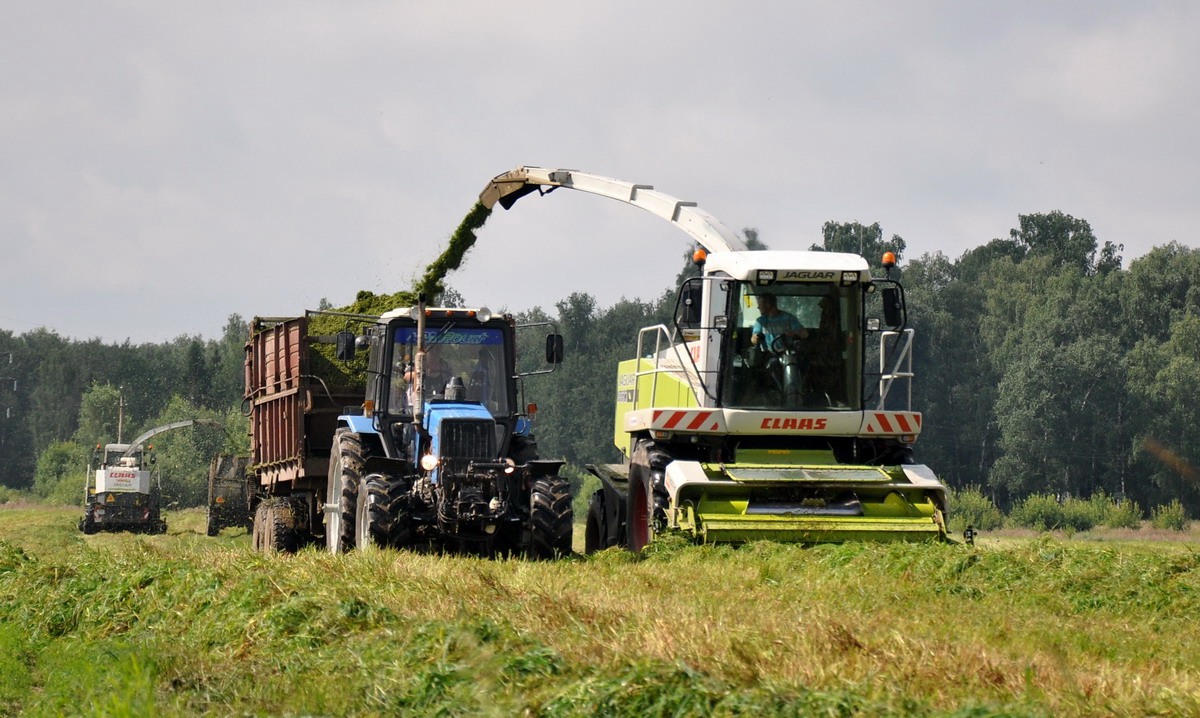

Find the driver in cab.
[{"left": 750, "top": 293, "right": 807, "bottom": 348}]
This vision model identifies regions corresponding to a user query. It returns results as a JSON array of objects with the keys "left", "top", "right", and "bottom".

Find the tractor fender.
[{"left": 527, "top": 459, "right": 566, "bottom": 478}]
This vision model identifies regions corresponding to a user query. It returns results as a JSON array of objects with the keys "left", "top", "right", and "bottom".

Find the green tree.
[
  {"left": 33, "top": 440, "right": 88, "bottom": 505},
  {"left": 812, "top": 221, "right": 905, "bottom": 273},
  {"left": 1009, "top": 210, "right": 1122, "bottom": 275},
  {"left": 72, "top": 383, "right": 127, "bottom": 448}
]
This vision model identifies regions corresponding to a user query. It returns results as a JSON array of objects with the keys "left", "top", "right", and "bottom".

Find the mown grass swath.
[{"left": 2, "top": 507, "right": 1199, "bottom": 716}]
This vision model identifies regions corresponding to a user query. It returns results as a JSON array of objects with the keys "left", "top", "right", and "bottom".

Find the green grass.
[{"left": 1, "top": 507, "right": 1199, "bottom": 716}]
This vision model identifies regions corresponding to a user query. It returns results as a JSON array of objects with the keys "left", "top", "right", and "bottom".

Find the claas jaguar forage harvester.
[{"left": 480, "top": 166, "right": 949, "bottom": 550}]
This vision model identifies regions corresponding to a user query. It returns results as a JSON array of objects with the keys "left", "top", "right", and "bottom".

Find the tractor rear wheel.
[
  {"left": 530, "top": 476, "right": 573, "bottom": 559},
  {"left": 326, "top": 430, "right": 365, "bottom": 554}
]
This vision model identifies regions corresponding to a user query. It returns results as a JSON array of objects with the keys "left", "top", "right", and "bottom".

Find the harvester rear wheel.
[
  {"left": 530, "top": 476, "right": 573, "bottom": 559},
  {"left": 584, "top": 489, "right": 605, "bottom": 554},
  {"left": 205, "top": 508, "right": 220, "bottom": 537},
  {"left": 326, "top": 430, "right": 365, "bottom": 554}
]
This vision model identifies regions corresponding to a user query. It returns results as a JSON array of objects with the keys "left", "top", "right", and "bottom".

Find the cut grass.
[{"left": 1, "top": 506, "right": 1198, "bottom": 716}]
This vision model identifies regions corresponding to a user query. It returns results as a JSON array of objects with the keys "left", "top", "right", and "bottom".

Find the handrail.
[
  {"left": 877, "top": 329, "right": 915, "bottom": 410},
  {"left": 632, "top": 325, "right": 705, "bottom": 410}
]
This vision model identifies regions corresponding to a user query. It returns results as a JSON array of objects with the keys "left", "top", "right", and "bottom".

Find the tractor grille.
[{"left": 440, "top": 419, "right": 496, "bottom": 461}]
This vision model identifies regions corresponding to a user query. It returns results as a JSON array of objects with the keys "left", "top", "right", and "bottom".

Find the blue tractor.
[{"left": 247, "top": 299, "right": 572, "bottom": 557}]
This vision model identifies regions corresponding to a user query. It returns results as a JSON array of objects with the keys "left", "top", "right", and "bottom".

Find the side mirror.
[
  {"left": 335, "top": 331, "right": 357, "bottom": 361},
  {"left": 882, "top": 287, "right": 903, "bottom": 328},
  {"left": 676, "top": 282, "right": 702, "bottom": 328},
  {"left": 545, "top": 334, "right": 564, "bottom": 364}
]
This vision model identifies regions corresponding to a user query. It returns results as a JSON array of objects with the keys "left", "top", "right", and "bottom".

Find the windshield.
[
  {"left": 104, "top": 448, "right": 142, "bottom": 468},
  {"left": 720, "top": 281, "right": 862, "bottom": 410},
  {"left": 388, "top": 326, "right": 510, "bottom": 416}
]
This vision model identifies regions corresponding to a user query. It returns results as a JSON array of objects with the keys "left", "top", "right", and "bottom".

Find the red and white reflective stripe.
[
  {"left": 865, "top": 412, "right": 922, "bottom": 434},
  {"left": 652, "top": 410, "right": 720, "bottom": 432}
]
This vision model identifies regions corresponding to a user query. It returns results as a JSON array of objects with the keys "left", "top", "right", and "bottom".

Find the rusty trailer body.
[{"left": 245, "top": 316, "right": 359, "bottom": 495}]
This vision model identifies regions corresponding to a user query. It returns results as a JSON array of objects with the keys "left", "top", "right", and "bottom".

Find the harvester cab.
[
  {"left": 318, "top": 302, "right": 574, "bottom": 556},
  {"left": 479, "top": 166, "right": 949, "bottom": 550}
]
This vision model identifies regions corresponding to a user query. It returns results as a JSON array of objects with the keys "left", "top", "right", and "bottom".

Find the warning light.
[
  {"left": 692, "top": 248, "right": 707, "bottom": 265},
  {"left": 527, "top": 403, "right": 538, "bottom": 415},
  {"left": 882, "top": 252, "right": 897, "bottom": 268}
]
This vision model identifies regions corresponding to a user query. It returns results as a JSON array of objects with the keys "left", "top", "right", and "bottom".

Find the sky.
[{"left": 2, "top": 1, "right": 1197, "bottom": 344}]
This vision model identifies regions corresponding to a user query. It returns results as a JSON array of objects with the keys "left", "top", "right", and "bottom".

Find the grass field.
[{"left": 1, "top": 505, "right": 1198, "bottom": 717}]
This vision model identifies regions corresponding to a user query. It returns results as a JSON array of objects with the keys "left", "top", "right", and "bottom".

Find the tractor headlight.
[
  {"left": 420, "top": 454, "right": 439, "bottom": 471},
  {"left": 476, "top": 306, "right": 492, "bottom": 323}
]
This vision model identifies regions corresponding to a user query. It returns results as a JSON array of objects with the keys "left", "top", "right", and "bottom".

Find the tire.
[
  {"left": 80, "top": 511, "right": 97, "bottom": 535},
  {"left": 356, "top": 475, "right": 410, "bottom": 551},
  {"left": 627, "top": 466, "right": 652, "bottom": 552},
  {"left": 530, "top": 475, "right": 573, "bottom": 559},
  {"left": 254, "top": 498, "right": 299, "bottom": 554},
  {"left": 627, "top": 442, "right": 671, "bottom": 552},
  {"left": 268, "top": 499, "right": 298, "bottom": 553},
  {"left": 205, "top": 509, "right": 220, "bottom": 537},
  {"left": 251, "top": 501, "right": 269, "bottom": 552},
  {"left": 584, "top": 489, "right": 606, "bottom": 554},
  {"left": 326, "top": 430, "right": 365, "bottom": 554}
]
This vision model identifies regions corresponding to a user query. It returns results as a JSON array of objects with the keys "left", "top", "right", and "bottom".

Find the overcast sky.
[{"left": 2, "top": 2, "right": 1197, "bottom": 343}]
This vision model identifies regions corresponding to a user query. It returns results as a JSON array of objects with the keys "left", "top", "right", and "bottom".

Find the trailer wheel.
[
  {"left": 251, "top": 501, "right": 269, "bottom": 552},
  {"left": 584, "top": 489, "right": 605, "bottom": 554},
  {"left": 255, "top": 498, "right": 299, "bottom": 553},
  {"left": 530, "top": 476, "right": 573, "bottom": 559},
  {"left": 356, "top": 475, "right": 409, "bottom": 551},
  {"left": 326, "top": 430, "right": 365, "bottom": 554}
]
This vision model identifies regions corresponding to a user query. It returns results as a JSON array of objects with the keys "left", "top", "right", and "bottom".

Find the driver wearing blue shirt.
[{"left": 751, "top": 293, "right": 807, "bottom": 347}]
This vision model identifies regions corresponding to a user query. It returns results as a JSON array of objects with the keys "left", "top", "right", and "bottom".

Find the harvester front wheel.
[
  {"left": 627, "top": 443, "right": 671, "bottom": 551},
  {"left": 326, "top": 430, "right": 365, "bottom": 554},
  {"left": 530, "top": 476, "right": 573, "bottom": 559}
]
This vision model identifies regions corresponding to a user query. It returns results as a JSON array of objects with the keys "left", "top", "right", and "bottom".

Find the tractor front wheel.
[{"left": 356, "top": 475, "right": 410, "bottom": 551}]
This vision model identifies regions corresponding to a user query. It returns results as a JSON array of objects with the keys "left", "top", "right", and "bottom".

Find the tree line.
[{"left": 2, "top": 211, "right": 1197, "bottom": 518}]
